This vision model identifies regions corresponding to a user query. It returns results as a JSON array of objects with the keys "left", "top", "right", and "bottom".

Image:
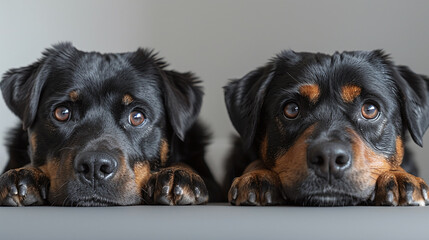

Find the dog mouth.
[
  {"left": 296, "top": 192, "right": 364, "bottom": 206},
  {"left": 65, "top": 196, "right": 121, "bottom": 207}
]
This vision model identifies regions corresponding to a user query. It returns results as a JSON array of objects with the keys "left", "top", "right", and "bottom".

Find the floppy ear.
[
  {"left": 128, "top": 48, "right": 203, "bottom": 140},
  {"left": 1, "top": 43, "right": 76, "bottom": 129},
  {"left": 224, "top": 64, "right": 275, "bottom": 149},
  {"left": 161, "top": 70, "right": 203, "bottom": 140},
  {"left": 392, "top": 65, "right": 429, "bottom": 147},
  {"left": 1, "top": 59, "right": 49, "bottom": 129}
]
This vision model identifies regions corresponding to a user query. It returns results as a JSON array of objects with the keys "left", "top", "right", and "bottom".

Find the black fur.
[
  {"left": 224, "top": 50, "right": 429, "bottom": 206},
  {"left": 0, "top": 43, "right": 221, "bottom": 206}
]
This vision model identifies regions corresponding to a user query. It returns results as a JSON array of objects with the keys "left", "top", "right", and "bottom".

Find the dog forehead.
[
  {"left": 72, "top": 53, "right": 134, "bottom": 82},
  {"left": 48, "top": 52, "right": 161, "bottom": 98},
  {"left": 273, "top": 53, "right": 393, "bottom": 97}
]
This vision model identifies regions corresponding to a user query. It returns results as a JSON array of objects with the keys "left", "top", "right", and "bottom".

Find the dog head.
[
  {"left": 1, "top": 43, "right": 203, "bottom": 206},
  {"left": 225, "top": 50, "right": 429, "bottom": 205}
]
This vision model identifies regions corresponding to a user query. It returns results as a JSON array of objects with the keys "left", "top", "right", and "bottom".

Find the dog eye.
[
  {"left": 129, "top": 111, "right": 145, "bottom": 126},
  {"left": 53, "top": 107, "right": 71, "bottom": 122},
  {"left": 284, "top": 102, "right": 300, "bottom": 119},
  {"left": 361, "top": 102, "right": 379, "bottom": 119}
]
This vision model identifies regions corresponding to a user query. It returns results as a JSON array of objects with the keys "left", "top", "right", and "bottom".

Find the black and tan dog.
[
  {"left": 224, "top": 50, "right": 429, "bottom": 206},
  {"left": 0, "top": 43, "right": 221, "bottom": 206}
]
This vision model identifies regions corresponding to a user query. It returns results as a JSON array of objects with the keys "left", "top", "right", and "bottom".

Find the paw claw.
[
  {"left": 161, "top": 185, "right": 170, "bottom": 195},
  {"left": 375, "top": 170, "right": 428, "bottom": 206},
  {"left": 147, "top": 167, "right": 208, "bottom": 205},
  {"left": 9, "top": 185, "right": 18, "bottom": 196},
  {"left": 231, "top": 187, "right": 238, "bottom": 200},
  {"left": 40, "top": 186, "right": 48, "bottom": 200},
  {"left": 248, "top": 191, "right": 256, "bottom": 203},
  {"left": 228, "top": 170, "right": 284, "bottom": 206},
  {"left": 0, "top": 168, "right": 49, "bottom": 206},
  {"left": 18, "top": 184, "right": 27, "bottom": 197},
  {"left": 12, "top": 195, "right": 22, "bottom": 206},
  {"left": 386, "top": 191, "right": 396, "bottom": 206},
  {"left": 422, "top": 187, "right": 429, "bottom": 204},
  {"left": 265, "top": 192, "right": 272, "bottom": 204},
  {"left": 4, "top": 197, "right": 18, "bottom": 206},
  {"left": 157, "top": 195, "right": 171, "bottom": 205},
  {"left": 174, "top": 185, "right": 183, "bottom": 196},
  {"left": 370, "top": 191, "right": 375, "bottom": 202},
  {"left": 194, "top": 187, "right": 201, "bottom": 198}
]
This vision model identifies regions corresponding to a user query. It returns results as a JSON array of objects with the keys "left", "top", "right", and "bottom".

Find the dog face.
[
  {"left": 1, "top": 43, "right": 202, "bottom": 206},
  {"left": 225, "top": 50, "right": 429, "bottom": 206}
]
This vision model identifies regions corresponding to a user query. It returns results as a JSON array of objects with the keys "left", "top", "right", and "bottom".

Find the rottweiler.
[
  {"left": 0, "top": 42, "right": 221, "bottom": 206},
  {"left": 224, "top": 50, "right": 429, "bottom": 206}
]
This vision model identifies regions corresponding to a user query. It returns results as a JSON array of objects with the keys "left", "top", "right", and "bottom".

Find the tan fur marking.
[
  {"left": 347, "top": 128, "right": 392, "bottom": 189},
  {"left": 0, "top": 171, "right": 16, "bottom": 199},
  {"left": 30, "top": 132, "right": 37, "bottom": 155},
  {"left": 160, "top": 139, "right": 169, "bottom": 167},
  {"left": 122, "top": 94, "right": 134, "bottom": 105},
  {"left": 69, "top": 90, "right": 79, "bottom": 102},
  {"left": 243, "top": 160, "right": 267, "bottom": 174},
  {"left": 272, "top": 125, "right": 315, "bottom": 188},
  {"left": 114, "top": 155, "right": 144, "bottom": 202},
  {"left": 38, "top": 160, "right": 59, "bottom": 179},
  {"left": 299, "top": 84, "right": 320, "bottom": 103},
  {"left": 235, "top": 169, "right": 280, "bottom": 190},
  {"left": 0, "top": 185, "right": 8, "bottom": 200},
  {"left": 168, "top": 163, "right": 197, "bottom": 173},
  {"left": 394, "top": 136, "right": 404, "bottom": 165},
  {"left": 40, "top": 155, "right": 79, "bottom": 203},
  {"left": 341, "top": 85, "right": 361, "bottom": 103},
  {"left": 133, "top": 161, "right": 151, "bottom": 192}
]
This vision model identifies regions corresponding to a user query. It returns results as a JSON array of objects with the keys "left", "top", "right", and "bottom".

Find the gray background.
[
  {"left": 1, "top": 0, "right": 429, "bottom": 184},
  {"left": 1, "top": 1, "right": 429, "bottom": 240}
]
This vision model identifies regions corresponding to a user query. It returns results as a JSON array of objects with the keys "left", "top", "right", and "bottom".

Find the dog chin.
[
  {"left": 295, "top": 193, "right": 365, "bottom": 206},
  {"left": 62, "top": 196, "right": 132, "bottom": 207}
]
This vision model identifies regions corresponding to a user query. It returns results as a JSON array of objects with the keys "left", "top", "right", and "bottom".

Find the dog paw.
[
  {"left": 0, "top": 167, "right": 50, "bottom": 206},
  {"left": 374, "top": 170, "right": 429, "bottom": 206},
  {"left": 143, "top": 166, "right": 209, "bottom": 205},
  {"left": 228, "top": 170, "right": 285, "bottom": 206}
]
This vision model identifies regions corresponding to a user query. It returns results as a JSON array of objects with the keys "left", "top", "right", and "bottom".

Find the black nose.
[
  {"left": 74, "top": 152, "right": 118, "bottom": 183},
  {"left": 307, "top": 141, "right": 351, "bottom": 180}
]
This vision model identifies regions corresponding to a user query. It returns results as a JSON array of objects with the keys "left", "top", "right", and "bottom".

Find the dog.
[
  {"left": 0, "top": 43, "right": 221, "bottom": 206},
  {"left": 224, "top": 50, "right": 429, "bottom": 206}
]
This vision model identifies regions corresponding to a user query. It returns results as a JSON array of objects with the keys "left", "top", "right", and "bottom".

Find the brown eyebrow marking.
[
  {"left": 69, "top": 90, "right": 79, "bottom": 102},
  {"left": 299, "top": 84, "right": 320, "bottom": 103},
  {"left": 341, "top": 85, "right": 361, "bottom": 103},
  {"left": 122, "top": 94, "right": 134, "bottom": 105}
]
